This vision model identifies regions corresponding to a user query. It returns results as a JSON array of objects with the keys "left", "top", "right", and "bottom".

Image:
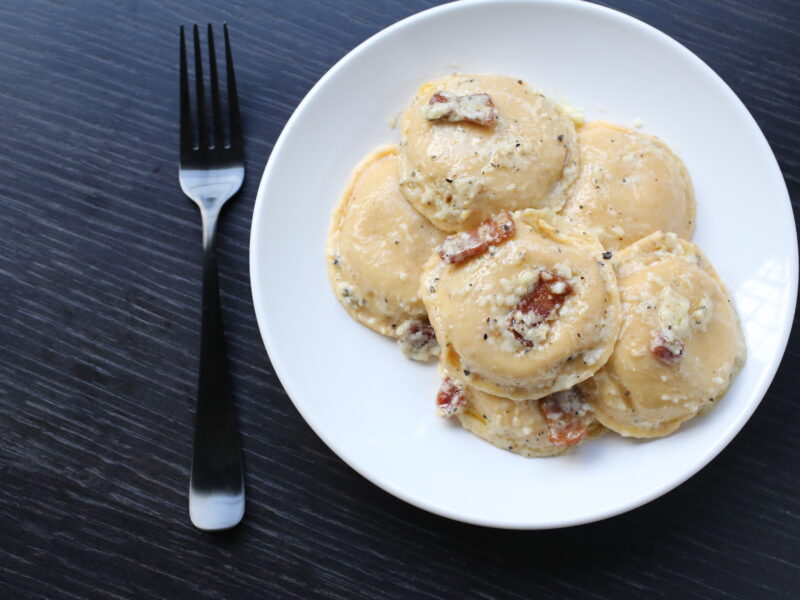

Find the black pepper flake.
[
  {"left": 602, "top": 251, "right": 613, "bottom": 260},
  {"left": 463, "top": 369, "right": 471, "bottom": 376},
  {"left": 578, "top": 205, "right": 584, "bottom": 210},
  {"left": 515, "top": 142, "right": 521, "bottom": 147},
  {"left": 557, "top": 134, "right": 564, "bottom": 142},
  {"left": 445, "top": 177, "right": 453, "bottom": 183},
  {"left": 394, "top": 240, "right": 399, "bottom": 245},
  {"left": 517, "top": 79, "right": 523, "bottom": 84},
  {"left": 429, "top": 285, "right": 436, "bottom": 294},
  {"left": 483, "top": 333, "right": 488, "bottom": 340},
  {"left": 332, "top": 257, "right": 339, "bottom": 265}
]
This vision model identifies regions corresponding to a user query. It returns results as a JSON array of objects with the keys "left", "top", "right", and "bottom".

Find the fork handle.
[{"left": 189, "top": 208, "right": 245, "bottom": 530}]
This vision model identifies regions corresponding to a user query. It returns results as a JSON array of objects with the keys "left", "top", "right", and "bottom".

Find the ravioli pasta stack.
[{"left": 327, "top": 74, "right": 745, "bottom": 457}]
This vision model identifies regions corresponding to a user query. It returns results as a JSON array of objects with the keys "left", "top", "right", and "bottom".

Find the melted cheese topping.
[
  {"left": 580, "top": 232, "right": 746, "bottom": 438},
  {"left": 399, "top": 74, "right": 579, "bottom": 232},
  {"left": 326, "top": 146, "right": 445, "bottom": 341},
  {"left": 420, "top": 209, "right": 621, "bottom": 401},
  {"left": 560, "top": 122, "right": 695, "bottom": 251}
]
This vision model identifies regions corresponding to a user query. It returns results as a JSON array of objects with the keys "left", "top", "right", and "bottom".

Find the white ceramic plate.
[{"left": 250, "top": 0, "right": 797, "bottom": 528}]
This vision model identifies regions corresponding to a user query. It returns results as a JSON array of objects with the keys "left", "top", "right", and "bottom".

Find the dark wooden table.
[{"left": 2, "top": 1, "right": 798, "bottom": 598}]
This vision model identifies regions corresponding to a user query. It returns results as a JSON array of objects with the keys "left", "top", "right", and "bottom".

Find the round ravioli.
[
  {"left": 560, "top": 121, "right": 695, "bottom": 251},
  {"left": 580, "top": 232, "right": 746, "bottom": 438},
  {"left": 449, "top": 374, "right": 603, "bottom": 457},
  {"left": 327, "top": 146, "right": 446, "bottom": 359},
  {"left": 420, "top": 209, "right": 621, "bottom": 400},
  {"left": 399, "top": 74, "right": 578, "bottom": 232}
]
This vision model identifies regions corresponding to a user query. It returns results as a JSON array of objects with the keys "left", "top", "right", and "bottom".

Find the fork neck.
[
  {"left": 199, "top": 206, "right": 223, "bottom": 335},
  {"left": 201, "top": 207, "right": 221, "bottom": 254}
]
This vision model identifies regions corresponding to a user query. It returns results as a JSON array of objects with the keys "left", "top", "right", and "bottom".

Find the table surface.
[{"left": 1, "top": 0, "right": 798, "bottom": 598}]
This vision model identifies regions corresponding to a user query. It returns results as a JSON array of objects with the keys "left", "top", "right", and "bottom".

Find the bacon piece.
[
  {"left": 651, "top": 329, "right": 684, "bottom": 365},
  {"left": 539, "top": 388, "right": 593, "bottom": 447},
  {"left": 436, "top": 377, "right": 466, "bottom": 418},
  {"left": 423, "top": 91, "right": 498, "bottom": 126},
  {"left": 397, "top": 320, "right": 439, "bottom": 361},
  {"left": 438, "top": 211, "right": 515, "bottom": 265},
  {"left": 508, "top": 271, "right": 572, "bottom": 347}
]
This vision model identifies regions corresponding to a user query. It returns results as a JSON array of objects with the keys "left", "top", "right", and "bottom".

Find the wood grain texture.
[{"left": 0, "top": 0, "right": 797, "bottom": 598}]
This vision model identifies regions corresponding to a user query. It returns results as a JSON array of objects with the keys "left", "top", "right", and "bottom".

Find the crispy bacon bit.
[
  {"left": 397, "top": 320, "right": 439, "bottom": 361},
  {"left": 436, "top": 377, "right": 466, "bottom": 417},
  {"left": 651, "top": 329, "right": 684, "bottom": 365},
  {"left": 424, "top": 91, "right": 498, "bottom": 126},
  {"left": 508, "top": 271, "right": 572, "bottom": 347},
  {"left": 438, "top": 211, "right": 515, "bottom": 265},
  {"left": 539, "top": 388, "right": 593, "bottom": 446}
]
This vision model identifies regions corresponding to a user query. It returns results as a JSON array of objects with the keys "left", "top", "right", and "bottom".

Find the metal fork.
[{"left": 179, "top": 23, "right": 245, "bottom": 531}]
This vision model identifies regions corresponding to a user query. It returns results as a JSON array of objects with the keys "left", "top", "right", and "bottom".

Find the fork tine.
[
  {"left": 223, "top": 24, "right": 243, "bottom": 154},
  {"left": 193, "top": 24, "right": 206, "bottom": 150},
  {"left": 207, "top": 24, "right": 223, "bottom": 150},
  {"left": 179, "top": 26, "right": 193, "bottom": 156}
]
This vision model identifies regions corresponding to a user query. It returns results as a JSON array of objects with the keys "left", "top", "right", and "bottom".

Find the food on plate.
[
  {"left": 324, "top": 72, "right": 746, "bottom": 457},
  {"left": 560, "top": 122, "right": 695, "bottom": 251},
  {"left": 420, "top": 209, "right": 621, "bottom": 401},
  {"left": 326, "top": 145, "right": 445, "bottom": 360},
  {"left": 398, "top": 74, "right": 578, "bottom": 232},
  {"left": 437, "top": 363, "right": 603, "bottom": 457},
  {"left": 580, "top": 232, "right": 746, "bottom": 437}
]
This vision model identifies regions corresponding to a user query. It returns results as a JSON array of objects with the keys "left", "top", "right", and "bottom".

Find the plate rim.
[{"left": 249, "top": 0, "right": 798, "bottom": 529}]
